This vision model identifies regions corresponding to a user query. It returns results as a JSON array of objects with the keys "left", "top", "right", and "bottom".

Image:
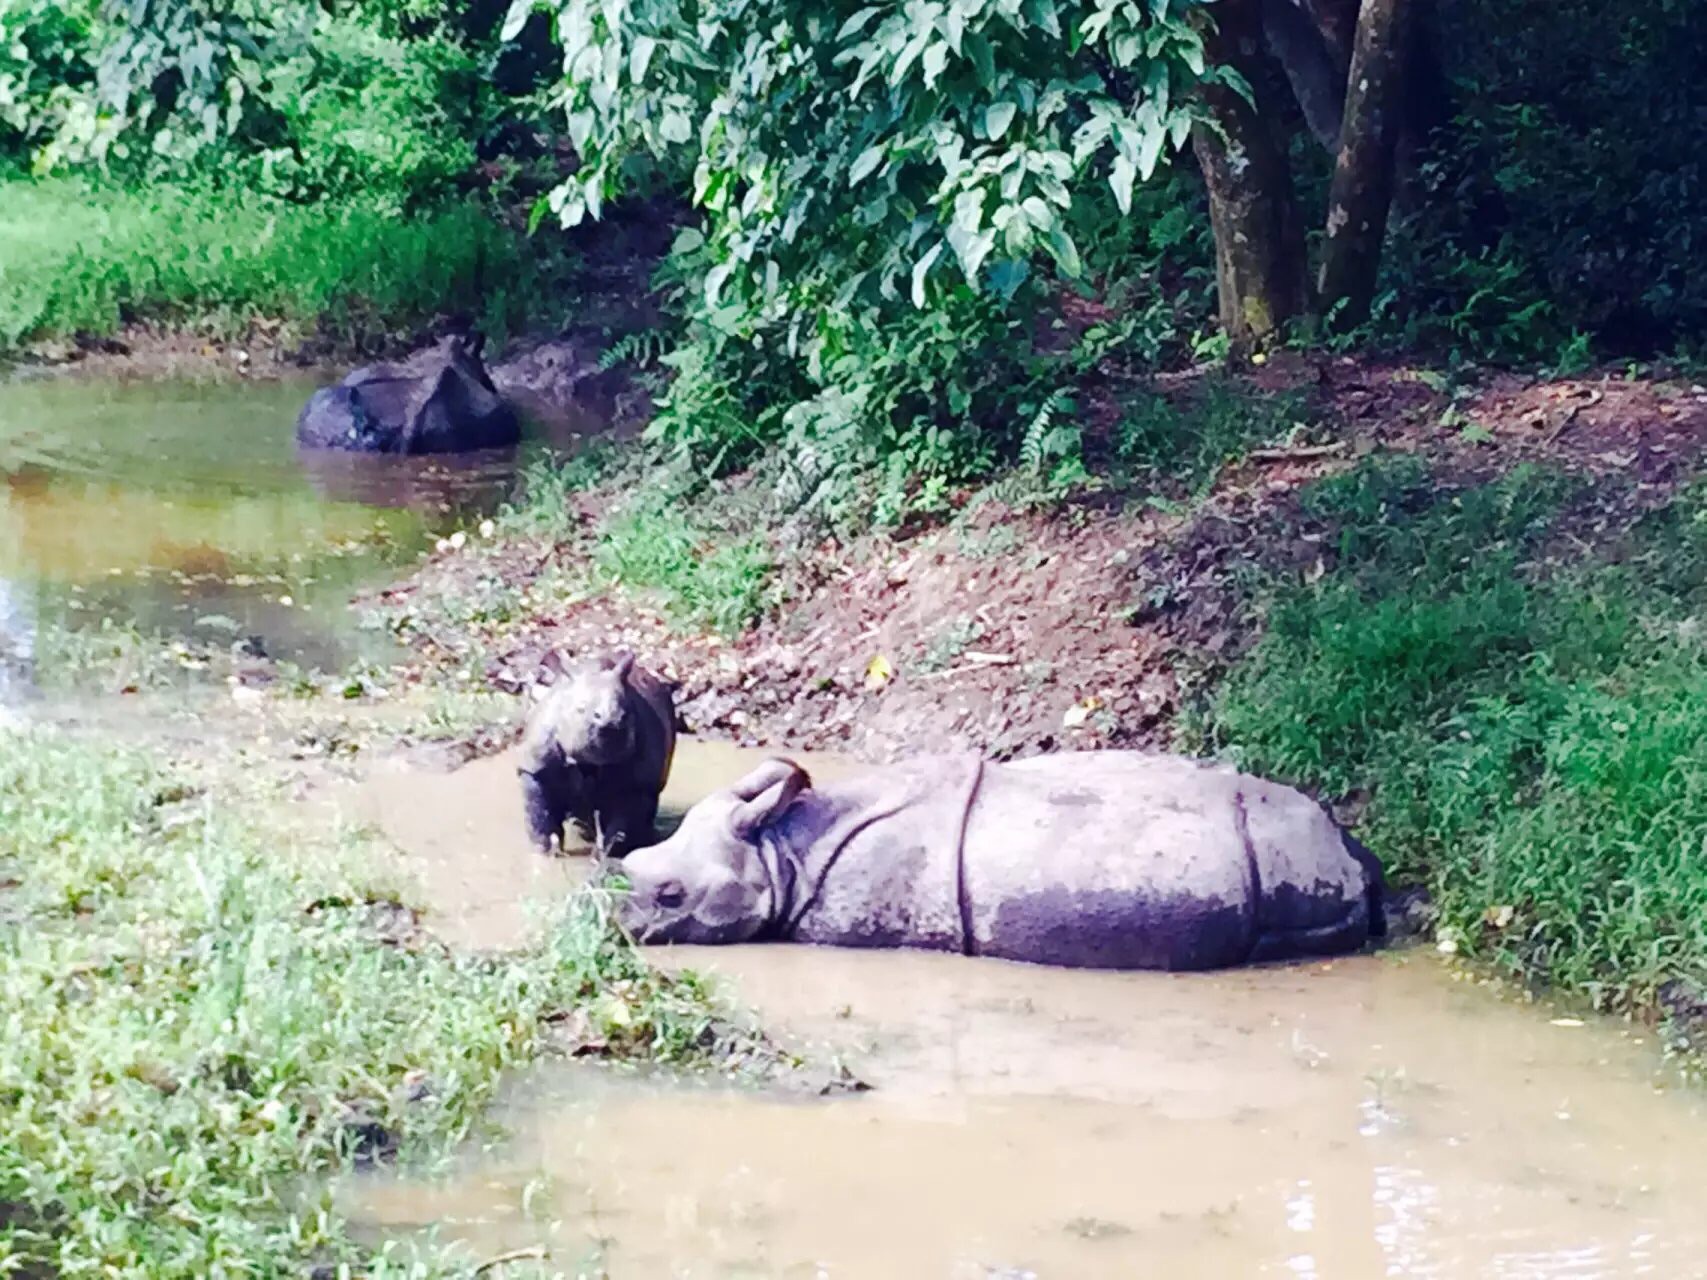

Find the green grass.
[
  {"left": 494, "top": 443, "right": 628, "bottom": 542},
  {"left": 0, "top": 726, "right": 757, "bottom": 1277},
  {"left": 593, "top": 487, "right": 777, "bottom": 636},
  {"left": 1110, "top": 376, "right": 1315, "bottom": 494},
  {"left": 0, "top": 178, "right": 574, "bottom": 354},
  {"left": 1198, "top": 459, "right": 1707, "bottom": 1020}
]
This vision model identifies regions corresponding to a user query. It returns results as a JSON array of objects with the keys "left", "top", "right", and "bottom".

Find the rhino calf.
[
  {"left": 606, "top": 751, "right": 1384, "bottom": 971},
  {"left": 518, "top": 650, "right": 676, "bottom": 857}
]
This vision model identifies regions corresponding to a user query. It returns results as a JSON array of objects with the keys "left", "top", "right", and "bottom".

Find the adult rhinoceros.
[{"left": 603, "top": 751, "right": 1385, "bottom": 972}]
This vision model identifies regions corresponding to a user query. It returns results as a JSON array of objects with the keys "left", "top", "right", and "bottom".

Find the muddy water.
[
  {"left": 346, "top": 740, "right": 1707, "bottom": 1279},
  {"left": 0, "top": 374, "right": 517, "bottom": 698}
]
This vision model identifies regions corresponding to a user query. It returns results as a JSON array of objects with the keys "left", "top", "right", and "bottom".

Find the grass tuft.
[
  {"left": 0, "top": 725, "right": 755, "bottom": 1276},
  {"left": 592, "top": 487, "right": 776, "bottom": 637}
]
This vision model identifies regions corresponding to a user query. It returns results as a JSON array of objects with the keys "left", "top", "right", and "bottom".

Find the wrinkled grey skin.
[
  {"left": 607, "top": 751, "right": 1385, "bottom": 971},
  {"left": 518, "top": 650, "right": 676, "bottom": 858},
  {"left": 296, "top": 332, "right": 520, "bottom": 454}
]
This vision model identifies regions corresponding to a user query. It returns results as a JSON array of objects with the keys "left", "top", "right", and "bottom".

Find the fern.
[
  {"left": 1019, "top": 390, "right": 1074, "bottom": 473},
  {"left": 598, "top": 329, "right": 669, "bottom": 371}
]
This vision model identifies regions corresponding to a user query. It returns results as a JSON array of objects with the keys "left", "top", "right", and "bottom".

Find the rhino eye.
[{"left": 655, "top": 880, "right": 686, "bottom": 909}]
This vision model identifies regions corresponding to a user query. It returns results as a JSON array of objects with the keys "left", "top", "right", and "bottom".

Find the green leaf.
[
  {"left": 838, "top": 7, "right": 880, "bottom": 39},
  {"left": 911, "top": 240, "right": 945, "bottom": 307},
  {"left": 891, "top": 29, "right": 932, "bottom": 85},
  {"left": 942, "top": 4, "right": 965, "bottom": 53},
  {"left": 526, "top": 194, "right": 551, "bottom": 236},
  {"left": 947, "top": 221, "right": 996, "bottom": 281},
  {"left": 660, "top": 110, "right": 692, "bottom": 144},
  {"left": 1178, "top": 30, "right": 1205, "bottom": 75},
  {"left": 704, "top": 261, "right": 734, "bottom": 307},
  {"left": 923, "top": 42, "right": 948, "bottom": 87},
  {"left": 1137, "top": 120, "right": 1166, "bottom": 180},
  {"left": 1109, "top": 152, "right": 1136, "bottom": 214},
  {"left": 630, "top": 35, "right": 657, "bottom": 82},
  {"left": 1044, "top": 225, "right": 1082, "bottom": 277},
  {"left": 965, "top": 32, "right": 996, "bottom": 85},
  {"left": 983, "top": 101, "right": 1016, "bottom": 141},
  {"left": 849, "top": 143, "right": 887, "bottom": 184}
]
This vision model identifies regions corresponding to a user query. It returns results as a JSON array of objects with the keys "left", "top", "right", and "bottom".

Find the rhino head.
[
  {"left": 532, "top": 649, "right": 640, "bottom": 765},
  {"left": 604, "top": 758, "right": 810, "bottom": 944}
]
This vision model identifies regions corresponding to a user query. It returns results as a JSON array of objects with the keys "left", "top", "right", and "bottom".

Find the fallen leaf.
[
  {"left": 1550, "top": 1018, "right": 1585, "bottom": 1028},
  {"left": 863, "top": 654, "right": 893, "bottom": 691}
]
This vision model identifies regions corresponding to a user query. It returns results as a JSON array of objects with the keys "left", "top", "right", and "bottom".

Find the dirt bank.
[{"left": 372, "top": 355, "right": 1707, "bottom": 773}]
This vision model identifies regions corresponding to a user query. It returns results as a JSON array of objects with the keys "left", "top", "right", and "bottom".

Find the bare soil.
[{"left": 370, "top": 355, "right": 1707, "bottom": 770}]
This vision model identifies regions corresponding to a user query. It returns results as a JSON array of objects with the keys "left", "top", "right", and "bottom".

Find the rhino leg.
[
  {"left": 1246, "top": 899, "right": 1372, "bottom": 964},
  {"left": 590, "top": 786, "right": 661, "bottom": 859},
  {"left": 521, "top": 759, "right": 585, "bottom": 855},
  {"left": 1342, "top": 832, "right": 1388, "bottom": 939}
]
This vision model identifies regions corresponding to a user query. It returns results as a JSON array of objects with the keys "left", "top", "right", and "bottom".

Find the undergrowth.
[
  {"left": 0, "top": 726, "right": 758, "bottom": 1276},
  {"left": 0, "top": 179, "right": 575, "bottom": 355},
  {"left": 593, "top": 487, "right": 776, "bottom": 636},
  {"left": 1201, "top": 460, "right": 1707, "bottom": 1021}
]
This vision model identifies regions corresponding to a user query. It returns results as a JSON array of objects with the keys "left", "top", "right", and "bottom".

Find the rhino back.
[
  {"left": 405, "top": 361, "right": 519, "bottom": 453},
  {"left": 960, "top": 753, "right": 1258, "bottom": 970},
  {"left": 624, "top": 668, "right": 676, "bottom": 788}
]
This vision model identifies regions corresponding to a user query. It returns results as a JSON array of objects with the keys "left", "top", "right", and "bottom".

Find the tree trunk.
[
  {"left": 1192, "top": 0, "right": 1310, "bottom": 356},
  {"left": 1307, "top": 0, "right": 1361, "bottom": 69},
  {"left": 1316, "top": 0, "right": 1413, "bottom": 326},
  {"left": 1262, "top": 0, "right": 1347, "bottom": 150}
]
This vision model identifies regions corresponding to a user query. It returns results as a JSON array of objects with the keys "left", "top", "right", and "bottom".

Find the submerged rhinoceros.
[
  {"left": 604, "top": 751, "right": 1385, "bottom": 971},
  {"left": 296, "top": 331, "right": 520, "bottom": 454},
  {"left": 518, "top": 649, "right": 677, "bottom": 858}
]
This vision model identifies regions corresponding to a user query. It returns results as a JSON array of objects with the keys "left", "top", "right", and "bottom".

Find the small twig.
[
  {"left": 1247, "top": 442, "right": 1348, "bottom": 464},
  {"left": 1543, "top": 390, "right": 1600, "bottom": 443},
  {"left": 963, "top": 651, "right": 1015, "bottom": 665},
  {"left": 473, "top": 1245, "right": 550, "bottom": 1274}
]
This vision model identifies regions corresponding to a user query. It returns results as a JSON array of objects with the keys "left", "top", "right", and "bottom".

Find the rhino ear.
[
  {"left": 729, "top": 759, "right": 809, "bottom": 840},
  {"left": 730, "top": 758, "right": 810, "bottom": 800},
  {"left": 531, "top": 649, "right": 570, "bottom": 697}
]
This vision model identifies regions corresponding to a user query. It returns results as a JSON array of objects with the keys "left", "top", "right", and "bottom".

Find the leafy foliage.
[
  {"left": 1373, "top": 0, "right": 1707, "bottom": 359},
  {"left": 508, "top": 0, "right": 1224, "bottom": 512}
]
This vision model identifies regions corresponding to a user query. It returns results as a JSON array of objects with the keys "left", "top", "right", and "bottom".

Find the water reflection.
[
  {"left": 0, "top": 374, "right": 526, "bottom": 681},
  {"left": 0, "top": 575, "right": 35, "bottom": 714}
]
